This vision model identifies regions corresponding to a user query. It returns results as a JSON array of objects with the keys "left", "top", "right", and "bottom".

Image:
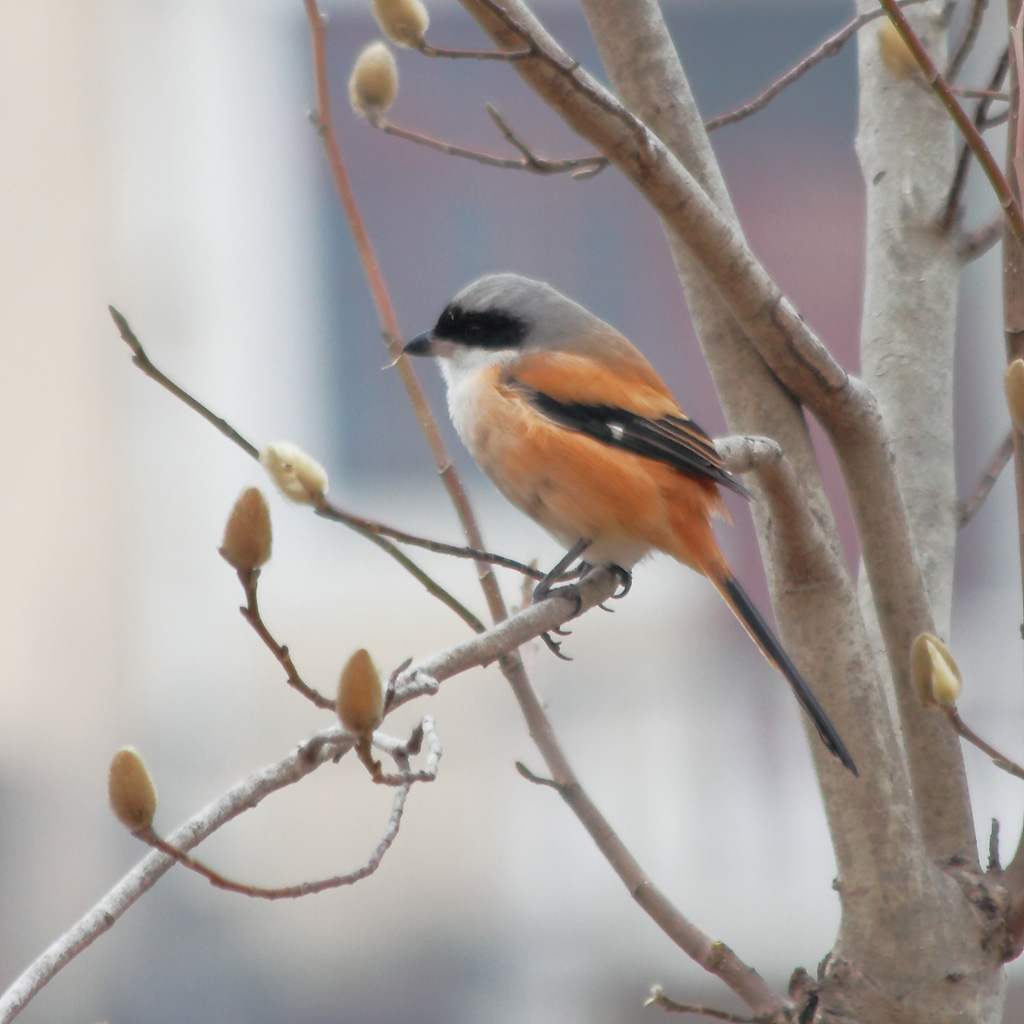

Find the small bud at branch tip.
[
  {"left": 220, "top": 487, "right": 272, "bottom": 571},
  {"left": 1005, "top": 360, "right": 1024, "bottom": 433},
  {"left": 910, "top": 633, "right": 963, "bottom": 707},
  {"left": 259, "top": 442, "right": 329, "bottom": 505},
  {"left": 372, "top": 0, "right": 429, "bottom": 48},
  {"left": 337, "top": 648, "right": 385, "bottom": 736},
  {"left": 349, "top": 41, "right": 399, "bottom": 116},
  {"left": 108, "top": 748, "right": 158, "bottom": 833},
  {"left": 878, "top": 21, "right": 918, "bottom": 80}
]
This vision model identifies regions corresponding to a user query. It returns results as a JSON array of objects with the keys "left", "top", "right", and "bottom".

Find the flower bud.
[
  {"left": 1005, "top": 359, "right": 1024, "bottom": 433},
  {"left": 910, "top": 632, "right": 963, "bottom": 707},
  {"left": 878, "top": 21, "right": 918, "bottom": 80},
  {"left": 220, "top": 487, "right": 272, "bottom": 571},
  {"left": 372, "top": 0, "right": 429, "bottom": 48},
  {"left": 349, "top": 42, "right": 399, "bottom": 117},
  {"left": 337, "top": 648, "right": 384, "bottom": 736},
  {"left": 259, "top": 442, "right": 328, "bottom": 505},
  {"left": 108, "top": 748, "right": 158, "bottom": 833}
]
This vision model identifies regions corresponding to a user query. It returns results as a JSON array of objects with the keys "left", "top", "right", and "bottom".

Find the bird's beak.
[{"left": 403, "top": 331, "right": 435, "bottom": 357}]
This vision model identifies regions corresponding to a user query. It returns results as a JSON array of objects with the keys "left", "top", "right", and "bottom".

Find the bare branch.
[
  {"left": 365, "top": 107, "right": 607, "bottom": 177},
  {"left": 942, "top": 705, "right": 1024, "bottom": 779},
  {"left": 417, "top": 38, "right": 533, "bottom": 61},
  {"left": 644, "top": 986, "right": 757, "bottom": 1023},
  {"left": 303, "top": 0, "right": 508, "bottom": 627},
  {"left": 109, "top": 308, "right": 533, "bottom": 628},
  {"left": 140, "top": 781, "right": 412, "bottom": 899},
  {"left": 877, "top": 0, "right": 1024, "bottom": 245},
  {"left": 705, "top": 0, "right": 927, "bottom": 132},
  {"left": 109, "top": 305, "right": 258, "bottom": 459},
  {"left": 990, "top": 819, "right": 1002, "bottom": 872},
  {"left": 131, "top": 719, "right": 441, "bottom": 900},
  {"left": 958, "top": 213, "right": 1004, "bottom": 261},
  {"left": 0, "top": 726, "right": 355, "bottom": 1023},
  {"left": 958, "top": 431, "right": 1014, "bottom": 527},
  {"left": 940, "top": 48, "right": 1009, "bottom": 233},
  {"left": 945, "top": 0, "right": 989, "bottom": 83},
  {"left": 514, "top": 760, "right": 562, "bottom": 790},
  {"left": 235, "top": 567, "right": 335, "bottom": 709}
]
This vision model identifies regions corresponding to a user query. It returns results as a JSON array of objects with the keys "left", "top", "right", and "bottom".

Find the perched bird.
[{"left": 404, "top": 273, "right": 856, "bottom": 775}]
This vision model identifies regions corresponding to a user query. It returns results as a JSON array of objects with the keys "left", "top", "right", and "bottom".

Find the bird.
[{"left": 403, "top": 273, "right": 857, "bottom": 775}]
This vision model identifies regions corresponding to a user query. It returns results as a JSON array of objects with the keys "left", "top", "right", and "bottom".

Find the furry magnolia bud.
[
  {"left": 220, "top": 487, "right": 272, "bottom": 571},
  {"left": 372, "top": 0, "right": 429, "bottom": 47},
  {"left": 337, "top": 648, "right": 384, "bottom": 737},
  {"left": 877, "top": 20, "right": 919, "bottom": 81},
  {"left": 108, "top": 748, "right": 158, "bottom": 833},
  {"left": 910, "top": 633, "right": 963, "bottom": 707},
  {"left": 1005, "top": 359, "right": 1024, "bottom": 433},
  {"left": 259, "top": 442, "right": 328, "bottom": 505},
  {"left": 349, "top": 42, "right": 399, "bottom": 117}
]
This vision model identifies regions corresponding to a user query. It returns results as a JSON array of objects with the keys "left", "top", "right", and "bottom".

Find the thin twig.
[
  {"left": 139, "top": 781, "right": 413, "bottom": 899},
  {"left": 949, "top": 86, "right": 1008, "bottom": 100},
  {"left": 644, "top": 986, "right": 756, "bottom": 1022},
  {"left": 236, "top": 567, "right": 334, "bottom": 709},
  {"left": 303, "top": 0, "right": 509, "bottom": 628},
  {"left": 943, "top": 705, "right": 1024, "bottom": 779},
  {"left": 0, "top": 725, "right": 356, "bottom": 1024},
  {"left": 418, "top": 38, "right": 534, "bottom": 61},
  {"left": 958, "top": 213, "right": 1004, "bottom": 261},
  {"left": 110, "top": 308, "right": 495, "bottom": 631},
  {"left": 878, "top": 0, "right": 1024, "bottom": 247},
  {"left": 514, "top": 760, "right": 562, "bottom": 790},
  {"left": 981, "top": 109, "right": 1010, "bottom": 130},
  {"left": 109, "top": 306, "right": 259, "bottom": 459},
  {"left": 485, "top": 104, "right": 608, "bottom": 178},
  {"left": 940, "top": 48, "right": 1009, "bottom": 232},
  {"left": 316, "top": 498, "right": 545, "bottom": 578},
  {"left": 945, "top": 0, "right": 989, "bottom": 83},
  {"left": 133, "top": 720, "right": 442, "bottom": 899},
  {"left": 704, "top": 0, "right": 927, "bottom": 132},
  {"left": 367, "top": 110, "right": 607, "bottom": 177},
  {"left": 958, "top": 431, "right": 1014, "bottom": 526},
  {"left": 989, "top": 818, "right": 1002, "bottom": 872}
]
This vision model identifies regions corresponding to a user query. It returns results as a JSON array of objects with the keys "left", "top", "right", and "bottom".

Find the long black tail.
[{"left": 713, "top": 573, "right": 858, "bottom": 776}]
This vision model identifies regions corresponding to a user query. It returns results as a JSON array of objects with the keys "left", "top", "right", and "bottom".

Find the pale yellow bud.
[
  {"left": 337, "top": 648, "right": 384, "bottom": 737},
  {"left": 259, "top": 442, "right": 328, "bottom": 505},
  {"left": 1005, "top": 359, "right": 1024, "bottom": 433},
  {"left": 372, "top": 0, "right": 429, "bottom": 47},
  {"left": 349, "top": 42, "right": 399, "bottom": 117},
  {"left": 220, "top": 487, "right": 272, "bottom": 571},
  {"left": 878, "top": 21, "right": 918, "bottom": 81},
  {"left": 108, "top": 748, "right": 158, "bottom": 833},
  {"left": 910, "top": 633, "right": 963, "bottom": 707}
]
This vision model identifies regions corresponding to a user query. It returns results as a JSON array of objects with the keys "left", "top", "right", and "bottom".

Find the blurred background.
[{"left": 1, "top": 0, "right": 1022, "bottom": 1020}]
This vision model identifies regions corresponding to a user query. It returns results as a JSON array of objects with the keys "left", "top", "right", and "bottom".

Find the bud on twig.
[
  {"left": 259, "top": 442, "right": 329, "bottom": 505},
  {"left": 910, "top": 632, "right": 963, "bottom": 707},
  {"left": 337, "top": 649, "right": 385, "bottom": 736},
  {"left": 1005, "top": 359, "right": 1024, "bottom": 433},
  {"left": 108, "top": 748, "right": 158, "bottom": 833},
  {"left": 877, "top": 21, "right": 918, "bottom": 80},
  {"left": 372, "top": 0, "right": 429, "bottom": 48},
  {"left": 220, "top": 487, "right": 272, "bottom": 571},
  {"left": 349, "top": 42, "right": 399, "bottom": 117}
]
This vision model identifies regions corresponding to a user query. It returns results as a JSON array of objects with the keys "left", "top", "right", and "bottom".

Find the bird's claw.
[
  {"left": 610, "top": 565, "right": 632, "bottom": 599},
  {"left": 541, "top": 631, "right": 573, "bottom": 660}
]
